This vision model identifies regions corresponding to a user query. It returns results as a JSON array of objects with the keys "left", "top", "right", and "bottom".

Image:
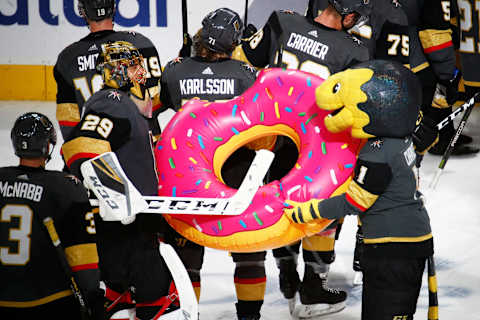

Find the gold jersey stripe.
[
  {"left": 364, "top": 233, "right": 433, "bottom": 244},
  {"left": 62, "top": 137, "right": 111, "bottom": 165},
  {"left": 419, "top": 29, "right": 452, "bottom": 50},
  {"left": 56, "top": 103, "right": 80, "bottom": 122},
  {"left": 0, "top": 290, "right": 72, "bottom": 307},
  {"left": 65, "top": 243, "right": 99, "bottom": 267},
  {"left": 410, "top": 62, "right": 430, "bottom": 73},
  {"left": 346, "top": 181, "right": 379, "bottom": 210},
  {"left": 302, "top": 233, "right": 335, "bottom": 251}
]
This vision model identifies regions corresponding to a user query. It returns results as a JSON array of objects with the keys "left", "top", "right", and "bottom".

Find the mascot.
[{"left": 284, "top": 60, "right": 438, "bottom": 320}]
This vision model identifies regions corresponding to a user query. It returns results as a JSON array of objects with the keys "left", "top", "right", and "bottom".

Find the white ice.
[{"left": 1, "top": 101, "right": 479, "bottom": 319}]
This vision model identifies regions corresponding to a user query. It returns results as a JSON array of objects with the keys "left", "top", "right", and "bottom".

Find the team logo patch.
[
  {"left": 371, "top": 139, "right": 383, "bottom": 148},
  {"left": 243, "top": 64, "right": 256, "bottom": 73},
  {"left": 108, "top": 90, "right": 122, "bottom": 101}
]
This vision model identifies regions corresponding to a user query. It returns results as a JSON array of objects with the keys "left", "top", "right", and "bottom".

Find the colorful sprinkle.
[
  {"left": 157, "top": 145, "right": 163, "bottom": 150},
  {"left": 314, "top": 166, "right": 322, "bottom": 174},
  {"left": 187, "top": 128, "right": 193, "bottom": 137},
  {"left": 168, "top": 158, "right": 175, "bottom": 169},
  {"left": 274, "top": 102, "right": 280, "bottom": 119},
  {"left": 265, "top": 87, "right": 273, "bottom": 100},
  {"left": 232, "top": 104, "right": 238, "bottom": 117},
  {"left": 231, "top": 127, "right": 240, "bottom": 135},
  {"left": 239, "top": 220, "right": 247, "bottom": 228},
  {"left": 186, "top": 141, "right": 194, "bottom": 149},
  {"left": 220, "top": 191, "right": 226, "bottom": 197},
  {"left": 301, "top": 123, "right": 307, "bottom": 134},
  {"left": 214, "top": 137, "right": 223, "bottom": 141},
  {"left": 265, "top": 205, "right": 274, "bottom": 213},
  {"left": 321, "top": 142, "right": 327, "bottom": 154},
  {"left": 193, "top": 218, "right": 202, "bottom": 232},
  {"left": 189, "top": 112, "right": 197, "bottom": 119},
  {"left": 202, "top": 168, "right": 212, "bottom": 173},
  {"left": 161, "top": 173, "right": 165, "bottom": 181},
  {"left": 175, "top": 173, "right": 184, "bottom": 178},
  {"left": 253, "top": 93, "right": 259, "bottom": 102},
  {"left": 195, "top": 179, "right": 202, "bottom": 186},
  {"left": 338, "top": 163, "right": 344, "bottom": 171},
  {"left": 253, "top": 212, "right": 263, "bottom": 225},
  {"left": 203, "top": 118, "right": 209, "bottom": 127},
  {"left": 276, "top": 77, "right": 284, "bottom": 87},
  {"left": 240, "top": 110, "right": 252, "bottom": 125},
  {"left": 308, "top": 150, "right": 313, "bottom": 158},
  {"left": 341, "top": 143, "right": 348, "bottom": 149},
  {"left": 288, "top": 86, "right": 294, "bottom": 96},
  {"left": 298, "top": 112, "right": 306, "bottom": 117},
  {"left": 283, "top": 202, "right": 291, "bottom": 207},
  {"left": 306, "top": 113, "right": 317, "bottom": 125},
  {"left": 294, "top": 91, "right": 304, "bottom": 105},
  {"left": 198, "top": 135, "right": 205, "bottom": 149},
  {"left": 210, "top": 109, "right": 218, "bottom": 116},
  {"left": 279, "top": 182, "right": 283, "bottom": 191},
  {"left": 260, "top": 112, "right": 265, "bottom": 122},
  {"left": 260, "top": 76, "right": 266, "bottom": 83},
  {"left": 172, "top": 186, "right": 177, "bottom": 197},
  {"left": 170, "top": 138, "right": 177, "bottom": 150},
  {"left": 295, "top": 163, "right": 301, "bottom": 170},
  {"left": 205, "top": 181, "right": 211, "bottom": 189},
  {"left": 315, "top": 126, "right": 321, "bottom": 133},
  {"left": 212, "top": 226, "right": 219, "bottom": 234},
  {"left": 306, "top": 77, "right": 312, "bottom": 87},
  {"left": 330, "top": 169, "right": 338, "bottom": 185},
  {"left": 304, "top": 176, "right": 313, "bottom": 182},
  {"left": 285, "top": 107, "right": 292, "bottom": 113},
  {"left": 182, "top": 189, "right": 198, "bottom": 195},
  {"left": 200, "top": 152, "right": 209, "bottom": 164},
  {"left": 275, "top": 192, "right": 280, "bottom": 197},
  {"left": 218, "top": 221, "right": 222, "bottom": 231},
  {"left": 345, "top": 164, "right": 354, "bottom": 168},
  {"left": 287, "top": 185, "right": 301, "bottom": 196}
]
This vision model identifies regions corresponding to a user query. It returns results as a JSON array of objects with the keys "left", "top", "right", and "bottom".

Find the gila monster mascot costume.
[{"left": 284, "top": 60, "right": 439, "bottom": 320}]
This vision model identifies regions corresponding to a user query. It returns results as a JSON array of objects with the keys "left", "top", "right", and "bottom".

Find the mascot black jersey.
[{"left": 54, "top": 30, "right": 162, "bottom": 139}]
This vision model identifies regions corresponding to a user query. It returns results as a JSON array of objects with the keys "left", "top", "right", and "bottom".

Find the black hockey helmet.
[
  {"left": 200, "top": 8, "right": 244, "bottom": 53},
  {"left": 78, "top": 0, "right": 115, "bottom": 22},
  {"left": 11, "top": 112, "right": 57, "bottom": 159},
  {"left": 327, "top": 0, "right": 372, "bottom": 17}
]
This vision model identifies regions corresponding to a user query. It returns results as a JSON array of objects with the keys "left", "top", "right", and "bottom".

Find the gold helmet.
[{"left": 96, "top": 41, "right": 147, "bottom": 99}]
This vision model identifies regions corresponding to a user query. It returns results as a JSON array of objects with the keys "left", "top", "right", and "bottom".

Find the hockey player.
[
  {"left": 61, "top": 41, "right": 175, "bottom": 320},
  {"left": 53, "top": 0, "right": 162, "bottom": 141},
  {"left": 285, "top": 60, "right": 436, "bottom": 320},
  {"left": 232, "top": 0, "right": 370, "bottom": 317},
  {"left": 160, "top": 8, "right": 267, "bottom": 320},
  {"left": 0, "top": 112, "right": 102, "bottom": 319}
]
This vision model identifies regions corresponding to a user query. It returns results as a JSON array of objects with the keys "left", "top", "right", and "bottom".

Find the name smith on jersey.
[
  {"left": 180, "top": 78, "right": 235, "bottom": 95},
  {"left": 0, "top": 181, "right": 44, "bottom": 202},
  {"left": 286, "top": 32, "right": 329, "bottom": 60}
]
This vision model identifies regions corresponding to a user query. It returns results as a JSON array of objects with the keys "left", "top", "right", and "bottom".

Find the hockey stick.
[
  {"left": 182, "top": 0, "right": 188, "bottom": 37},
  {"left": 42, "top": 217, "right": 91, "bottom": 320},
  {"left": 157, "top": 242, "right": 198, "bottom": 320},
  {"left": 429, "top": 94, "right": 479, "bottom": 190},
  {"left": 81, "top": 150, "right": 274, "bottom": 222},
  {"left": 435, "top": 93, "right": 479, "bottom": 130}
]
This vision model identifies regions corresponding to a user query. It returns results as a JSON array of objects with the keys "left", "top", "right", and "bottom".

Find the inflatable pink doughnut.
[{"left": 154, "top": 68, "right": 364, "bottom": 252}]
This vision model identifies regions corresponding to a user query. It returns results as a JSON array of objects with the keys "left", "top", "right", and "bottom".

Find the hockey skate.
[{"left": 292, "top": 266, "right": 346, "bottom": 319}]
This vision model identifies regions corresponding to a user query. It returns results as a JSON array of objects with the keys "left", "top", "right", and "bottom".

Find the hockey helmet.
[
  {"left": 78, "top": 0, "right": 115, "bottom": 22},
  {"left": 96, "top": 41, "right": 147, "bottom": 100},
  {"left": 201, "top": 8, "right": 244, "bottom": 53},
  {"left": 315, "top": 60, "right": 422, "bottom": 139},
  {"left": 11, "top": 112, "right": 57, "bottom": 159}
]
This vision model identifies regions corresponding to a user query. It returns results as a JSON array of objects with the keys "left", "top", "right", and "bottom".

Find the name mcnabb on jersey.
[
  {"left": 0, "top": 180, "right": 44, "bottom": 202},
  {"left": 179, "top": 78, "right": 235, "bottom": 96}
]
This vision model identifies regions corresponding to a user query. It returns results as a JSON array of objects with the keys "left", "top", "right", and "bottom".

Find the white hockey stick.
[
  {"left": 157, "top": 242, "right": 198, "bottom": 320},
  {"left": 81, "top": 150, "right": 274, "bottom": 222}
]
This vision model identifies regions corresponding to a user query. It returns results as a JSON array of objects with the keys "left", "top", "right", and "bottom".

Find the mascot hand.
[
  {"left": 284, "top": 199, "right": 324, "bottom": 224},
  {"left": 412, "top": 113, "right": 439, "bottom": 155}
]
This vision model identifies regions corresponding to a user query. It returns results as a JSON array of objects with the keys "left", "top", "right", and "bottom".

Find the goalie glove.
[
  {"left": 412, "top": 112, "right": 439, "bottom": 155},
  {"left": 284, "top": 199, "right": 324, "bottom": 223}
]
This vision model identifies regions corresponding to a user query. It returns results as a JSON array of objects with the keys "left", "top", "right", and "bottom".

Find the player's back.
[
  {"left": 268, "top": 11, "right": 369, "bottom": 77},
  {"left": 0, "top": 166, "right": 91, "bottom": 305},
  {"left": 161, "top": 57, "right": 256, "bottom": 111}
]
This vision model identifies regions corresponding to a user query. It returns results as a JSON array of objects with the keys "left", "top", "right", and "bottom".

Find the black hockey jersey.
[
  {"left": 234, "top": 10, "right": 369, "bottom": 78},
  {"left": 160, "top": 57, "right": 257, "bottom": 111},
  {"left": 0, "top": 166, "right": 96, "bottom": 307},
  {"left": 54, "top": 30, "right": 162, "bottom": 140},
  {"left": 62, "top": 88, "right": 158, "bottom": 196}
]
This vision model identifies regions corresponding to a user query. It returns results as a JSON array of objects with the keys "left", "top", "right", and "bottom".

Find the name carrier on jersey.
[{"left": 286, "top": 32, "right": 329, "bottom": 60}]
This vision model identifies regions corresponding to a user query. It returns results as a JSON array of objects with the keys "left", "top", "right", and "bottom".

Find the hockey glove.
[
  {"left": 179, "top": 33, "right": 192, "bottom": 58},
  {"left": 438, "top": 69, "right": 461, "bottom": 106},
  {"left": 284, "top": 199, "right": 324, "bottom": 224},
  {"left": 412, "top": 112, "right": 439, "bottom": 155}
]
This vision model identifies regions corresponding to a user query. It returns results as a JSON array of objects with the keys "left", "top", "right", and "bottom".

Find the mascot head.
[{"left": 315, "top": 60, "right": 422, "bottom": 139}]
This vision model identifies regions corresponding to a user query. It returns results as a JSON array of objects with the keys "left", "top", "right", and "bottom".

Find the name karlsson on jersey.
[{"left": 179, "top": 78, "right": 235, "bottom": 95}]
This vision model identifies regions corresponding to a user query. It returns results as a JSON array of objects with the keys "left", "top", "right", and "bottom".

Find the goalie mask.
[{"left": 315, "top": 60, "right": 422, "bottom": 139}]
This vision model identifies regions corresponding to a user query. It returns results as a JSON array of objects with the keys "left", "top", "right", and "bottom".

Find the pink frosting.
[{"left": 154, "top": 68, "right": 362, "bottom": 237}]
